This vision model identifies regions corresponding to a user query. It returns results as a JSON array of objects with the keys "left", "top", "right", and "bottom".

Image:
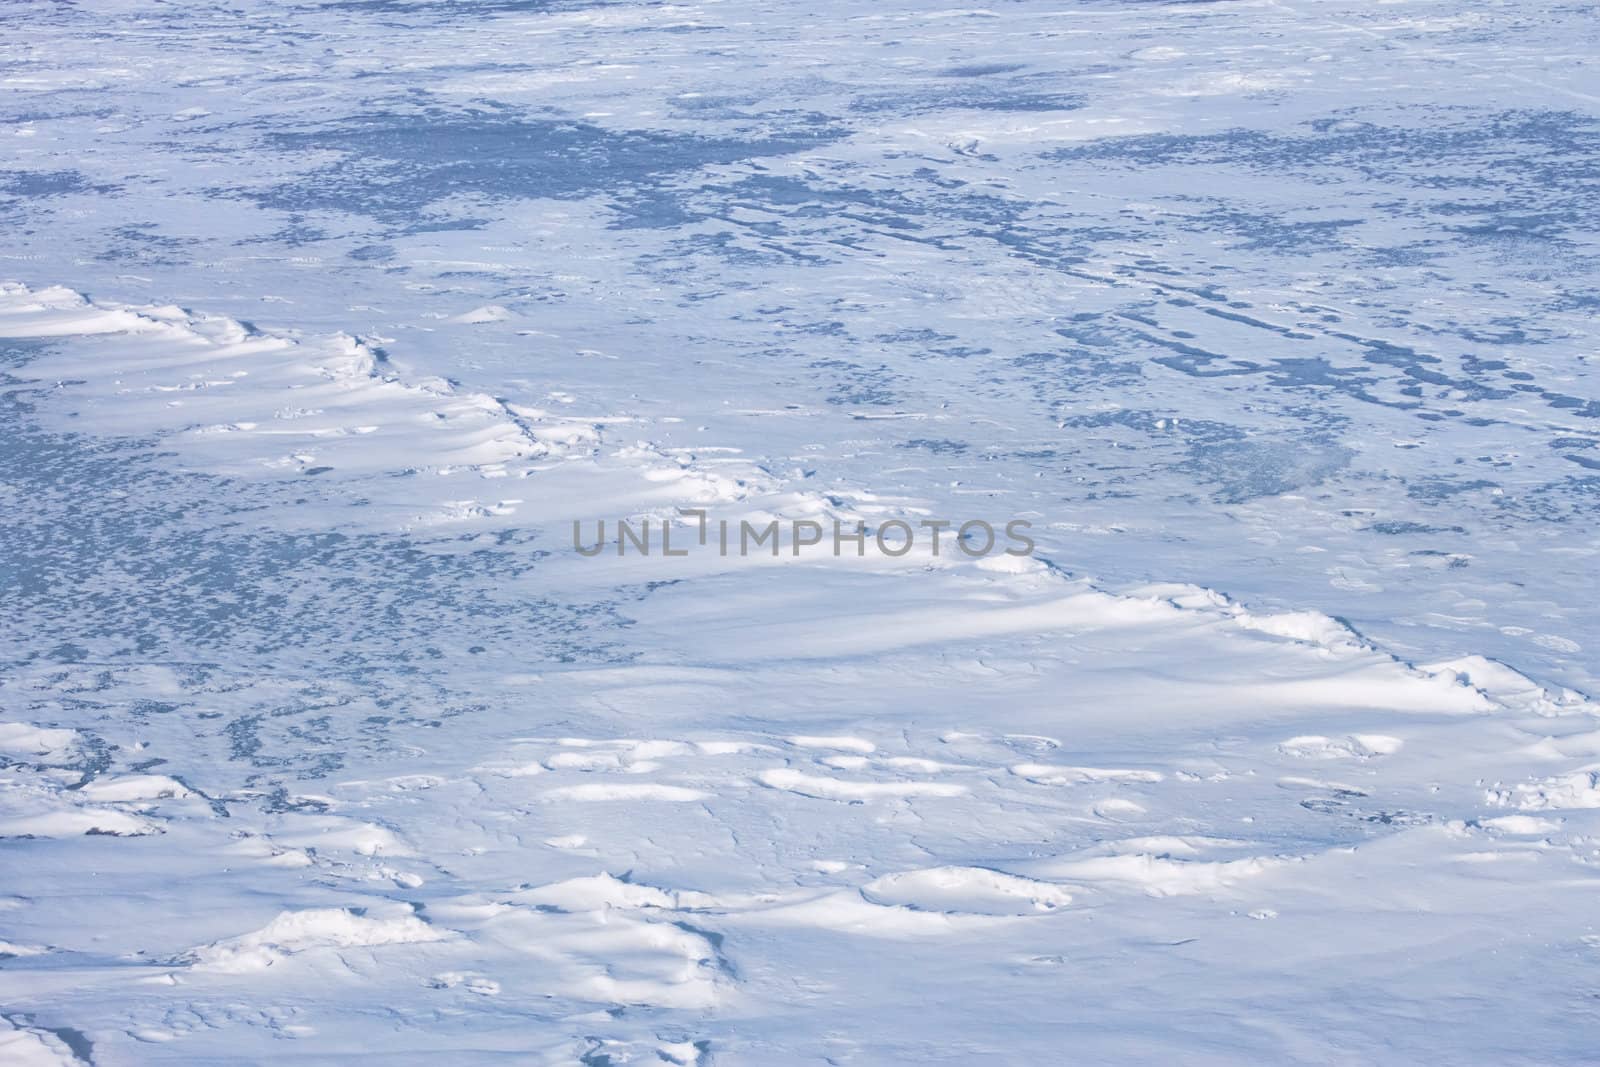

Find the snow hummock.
[{"left": 189, "top": 907, "right": 448, "bottom": 974}]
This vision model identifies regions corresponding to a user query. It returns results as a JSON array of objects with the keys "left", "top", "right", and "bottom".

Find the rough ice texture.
[{"left": 1, "top": 0, "right": 1598, "bottom": 1063}]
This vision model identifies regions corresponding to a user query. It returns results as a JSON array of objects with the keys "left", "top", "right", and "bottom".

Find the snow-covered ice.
[{"left": 1, "top": 0, "right": 1598, "bottom": 1062}]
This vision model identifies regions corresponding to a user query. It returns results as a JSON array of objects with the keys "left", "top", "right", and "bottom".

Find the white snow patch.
[
  {"left": 757, "top": 768, "right": 966, "bottom": 800},
  {"left": 1010, "top": 763, "right": 1163, "bottom": 785},
  {"left": 861, "top": 867, "right": 1072, "bottom": 916},
  {"left": 0, "top": 723, "right": 76, "bottom": 758},
  {"left": 190, "top": 906, "right": 448, "bottom": 973},
  {"left": 542, "top": 783, "right": 709, "bottom": 802}
]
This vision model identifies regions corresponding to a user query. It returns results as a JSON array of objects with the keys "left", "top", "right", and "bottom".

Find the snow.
[
  {"left": 1, "top": 0, "right": 1598, "bottom": 1061},
  {"left": 0, "top": 724, "right": 77, "bottom": 758},
  {"left": 188, "top": 906, "right": 449, "bottom": 974},
  {"left": 0, "top": 1020, "right": 80, "bottom": 1067}
]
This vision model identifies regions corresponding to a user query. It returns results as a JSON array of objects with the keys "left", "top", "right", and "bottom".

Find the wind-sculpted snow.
[
  {"left": 0, "top": 290, "right": 1596, "bottom": 1062},
  {"left": 4, "top": 0, "right": 1596, "bottom": 685},
  {"left": 1, "top": 0, "right": 1598, "bottom": 1062}
]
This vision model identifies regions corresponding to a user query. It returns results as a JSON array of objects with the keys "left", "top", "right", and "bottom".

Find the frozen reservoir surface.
[{"left": 0, "top": 0, "right": 1597, "bottom": 1062}]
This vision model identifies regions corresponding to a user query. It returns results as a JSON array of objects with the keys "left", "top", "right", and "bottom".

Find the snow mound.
[
  {"left": 190, "top": 907, "right": 448, "bottom": 973},
  {"left": 0, "top": 1018, "right": 80, "bottom": 1067},
  {"left": 861, "top": 866, "right": 1073, "bottom": 916},
  {"left": 0, "top": 723, "right": 77, "bottom": 759}
]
